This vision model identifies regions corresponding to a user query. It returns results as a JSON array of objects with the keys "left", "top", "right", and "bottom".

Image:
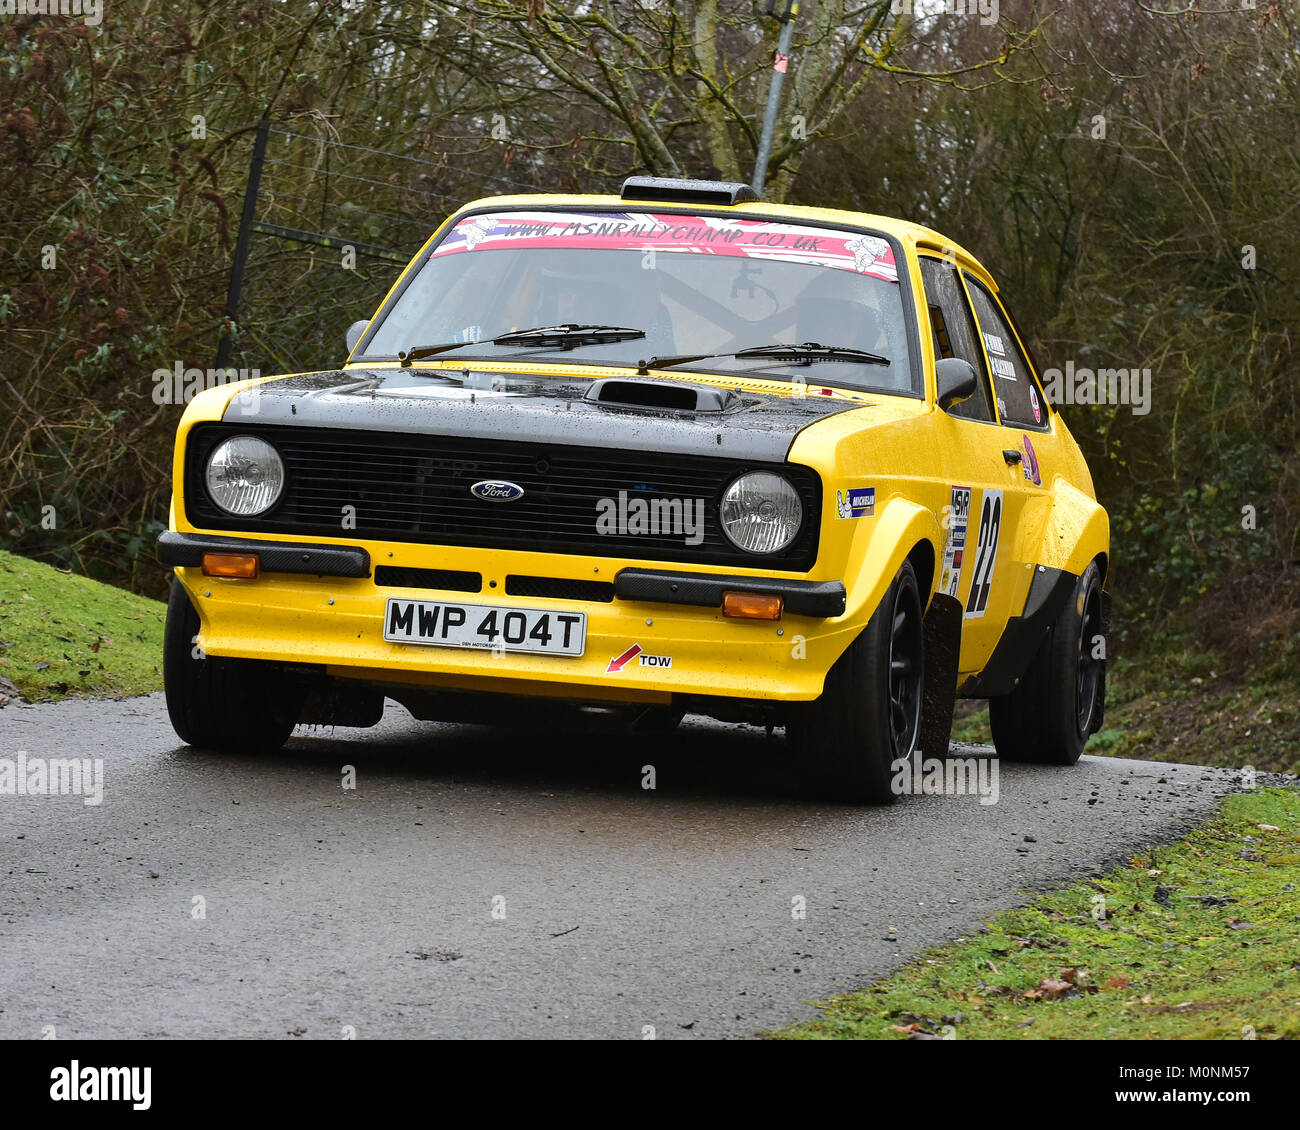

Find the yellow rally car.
[{"left": 159, "top": 177, "right": 1109, "bottom": 802}]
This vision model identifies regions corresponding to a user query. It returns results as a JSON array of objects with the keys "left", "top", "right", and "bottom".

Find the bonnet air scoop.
[{"left": 583, "top": 377, "right": 738, "bottom": 414}]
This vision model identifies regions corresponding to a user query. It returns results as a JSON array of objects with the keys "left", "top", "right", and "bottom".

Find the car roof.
[{"left": 448, "top": 192, "right": 998, "bottom": 292}]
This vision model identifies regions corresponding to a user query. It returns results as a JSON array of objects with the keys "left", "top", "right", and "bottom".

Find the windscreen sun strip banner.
[{"left": 432, "top": 211, "right": 899, "bottom": 282}]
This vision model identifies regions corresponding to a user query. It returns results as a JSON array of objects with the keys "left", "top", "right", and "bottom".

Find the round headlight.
[
  {"left": 205, "top": 435, "right": 285, "bottom": 516},
  {"left": 720, "top": 471, "right": 802, "bottom": 554}
]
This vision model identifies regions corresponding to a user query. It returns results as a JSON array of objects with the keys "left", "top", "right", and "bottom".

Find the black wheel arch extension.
[{"left": 958, "top": 562, "right": 1099, "bottom": 700}]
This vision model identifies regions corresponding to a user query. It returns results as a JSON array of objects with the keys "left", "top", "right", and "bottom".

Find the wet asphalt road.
[{"left": 0, "top": 694, "right": 1253, "bottom": 1039}]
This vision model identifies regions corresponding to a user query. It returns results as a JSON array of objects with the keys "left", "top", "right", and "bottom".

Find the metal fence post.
[
  {"left": 752, "top": 1, "right": 799, "bottom": 197},
  {"left": 216, "top": 119, "right": 271, "bottom": 371}
]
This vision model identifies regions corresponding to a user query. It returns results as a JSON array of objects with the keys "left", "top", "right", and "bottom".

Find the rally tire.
[
  {"left": 989, "top": 560, "right": 1105, "bottom": 766},
  {"left": 163, "top": 578, "right": 303, "bottom": 753},
  {"left": 787, "top": 560, "right": 925, "bottom": 803}
]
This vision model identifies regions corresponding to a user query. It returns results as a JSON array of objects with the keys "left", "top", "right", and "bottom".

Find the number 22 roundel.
[{"left": 964, "top": 489, "right": 1002, "bottom": 619}]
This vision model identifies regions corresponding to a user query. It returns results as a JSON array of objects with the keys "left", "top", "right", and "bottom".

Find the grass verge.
[
  {"left": 0, "top": 550, "right": 165, "bottom": 703},
  {"left": 772, "top": 787, "right": 1300, "bottom": 1039},
  {"left": 952, "top": 646, "right": 1300, "bottom": 776}
]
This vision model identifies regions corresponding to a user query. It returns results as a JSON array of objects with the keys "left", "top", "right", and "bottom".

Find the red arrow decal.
[{"left": 607, "top": 644, "right": 642, "bottom": 673}]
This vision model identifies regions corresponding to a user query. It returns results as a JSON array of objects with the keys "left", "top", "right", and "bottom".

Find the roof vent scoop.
[
  {"left": 620, "top": 176, "right": 758, "bottom": 206},
  {"left": 584, "top": 378, "right": 737, "bottom": 414}
]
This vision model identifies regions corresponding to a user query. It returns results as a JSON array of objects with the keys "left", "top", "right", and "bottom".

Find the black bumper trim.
[
  {"left": 158, "top": 531, "right": 370, "bottom": 578},
  {"left": 614, "top": 567, "right": 845, "bottom": 617}
]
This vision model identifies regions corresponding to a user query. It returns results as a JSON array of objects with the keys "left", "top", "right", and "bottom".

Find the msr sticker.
[
  {"left": 1022, "top": 434, "right": 1042, "bottom": 487},
  {"left": 965, "top": 489, "right": 1003, "bottom": 619},
  {"left": 835, "top": 486, "right": 875, "bottom": 519},
  {"left": 940, "top": 486, "right": 972, "bottom": 598},
  {"left": 1029, "top": 385, "right": 1042, "bottom": 424}
]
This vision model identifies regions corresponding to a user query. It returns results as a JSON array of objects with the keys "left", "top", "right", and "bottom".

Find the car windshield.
[{"left": 359, "top": 209, "right": 917, "bottom": 395}]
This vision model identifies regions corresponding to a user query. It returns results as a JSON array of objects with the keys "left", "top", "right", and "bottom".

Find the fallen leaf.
[{"left": 1029, "top": 978, "right": 1073, "bottom": 999}]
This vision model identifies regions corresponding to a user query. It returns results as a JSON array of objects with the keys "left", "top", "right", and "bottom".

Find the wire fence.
[{"left": 216, "top": 124, "right": 552, "bottom": 376}]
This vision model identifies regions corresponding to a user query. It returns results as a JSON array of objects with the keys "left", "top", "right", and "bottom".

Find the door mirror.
[
  {"left": 345, "top": 319, "right": 369, "bottom": 355},
  {"left": 935, "top": 357, "right": 977, "bottom": 413}
]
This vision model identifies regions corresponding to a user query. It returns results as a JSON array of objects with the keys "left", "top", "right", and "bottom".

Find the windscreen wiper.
[
  {"left": 397, "top": 340, "right": 483, "bottom": 365},
  {"left": 491, "top": 324, "right": 645, "bottom": 349},
  {"left": 639, "top": 342, "right": 891, "bottom": 373},
  {"left": 398, "top": 324, "right": 645, "bottom": 366}
]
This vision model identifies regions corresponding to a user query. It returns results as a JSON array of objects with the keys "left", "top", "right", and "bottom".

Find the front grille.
[
  {"left": 185, "top": 424, "right": 821, "bottom": 570},
  {"left": 374, "top": 566, "right": 481, "bottom": 593},
  {"left": 506, "top": 575, "right": 615, "bottom": 603}
]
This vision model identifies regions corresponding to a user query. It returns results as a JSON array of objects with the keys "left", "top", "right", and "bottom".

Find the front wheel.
[
  {"left": 787, "top": 560, "right": 925, "bottom": 803},
  {"left": 989, "top": 560, "right": 1105, "bottom": 765},
  {"left": 163, "top": 578, "right": 303, "bottom": 753}
]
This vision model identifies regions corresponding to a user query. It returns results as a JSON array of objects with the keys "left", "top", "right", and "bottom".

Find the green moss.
[
  {"left": 0, "top": 550, "right": 165, "bottom": 702},
  {"left": 1098, "top": 654, "right": 1300, "bottom": 775},
  {"left": 952, "top": 647, "right": 1299, "bottom": 774},
  {"left": 951, "top": 704, "right": 991, "bottom": 745},
  {"left": 772, "top": 789, "right": 1300, "bottom": 1040}
]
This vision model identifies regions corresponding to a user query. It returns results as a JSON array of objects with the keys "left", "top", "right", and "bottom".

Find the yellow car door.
[
  {"left": 917, "top": 254, "right": 1030, "bottom": 680},
  {"left": 961, "top": 271, "right": 1061, "bottom": 641}
]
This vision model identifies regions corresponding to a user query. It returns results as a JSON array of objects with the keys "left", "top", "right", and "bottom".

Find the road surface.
[{"left": 0, "top": 694, "right": 1253, "bottom": 1038}]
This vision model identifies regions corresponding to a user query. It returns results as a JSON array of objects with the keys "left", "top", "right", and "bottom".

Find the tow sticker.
[
  {"left": 607, "top": 644, "right": 672, "bottom": 673},
  {"left": 964, "top": 489, "right": 1003, "bottom": 619},
  {"left": 940, "top": 486, "right": 972, "bottom": 598}
]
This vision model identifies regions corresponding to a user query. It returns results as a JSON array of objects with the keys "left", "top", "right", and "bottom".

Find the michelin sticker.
[
  {"left": 836, "top": 486, "right": 875, "bottom": 519},
  {"left": 940, "top": 486, "right": 972, "bottom": 597}
]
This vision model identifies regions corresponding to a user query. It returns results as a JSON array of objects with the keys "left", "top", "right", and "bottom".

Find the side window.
[
  {"left": 917, "top": 257, "right": 994, "bottom": 422},
  {"left": 963, "top": 277, "right": 1049, "bottom": 430}
]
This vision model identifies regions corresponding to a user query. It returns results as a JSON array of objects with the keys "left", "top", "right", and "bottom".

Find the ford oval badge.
[{"left": 470, "top": 479, "right": 525, "bottom": 502}]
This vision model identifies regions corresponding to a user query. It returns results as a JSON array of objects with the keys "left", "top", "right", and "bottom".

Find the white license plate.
[{"left": 383, "top": 598, "right": 586, "bottom": 657}]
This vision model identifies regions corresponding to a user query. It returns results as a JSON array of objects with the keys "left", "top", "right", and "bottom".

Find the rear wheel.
[
  {"left": 787, "top": 560, "right": 925, "bottom": 803},
  {"left": 163, "top": 578, "right": 304, "bottom": 753},
  {"left": 989, "top": 560, "right": 1105, "bottom": 765}
]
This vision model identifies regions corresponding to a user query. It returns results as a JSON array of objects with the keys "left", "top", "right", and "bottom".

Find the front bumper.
[
  {"left": 161, "top": 531, "right": 855, "bottom": 703},
  {"left": 158, "top": 530, "right": 370, "bottom": 577}
]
